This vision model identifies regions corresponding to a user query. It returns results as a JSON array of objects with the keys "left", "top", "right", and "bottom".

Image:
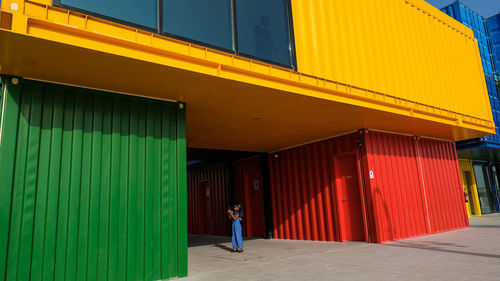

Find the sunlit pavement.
[{"left": 184, "top": 214, "right": 500, "bottom": 281}]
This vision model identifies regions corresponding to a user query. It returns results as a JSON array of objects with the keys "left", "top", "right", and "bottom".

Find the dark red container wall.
[
  {"left": 418, "top": 138, "right": 469, "bottom": 233},
  {"left": 269, "top": 131, "right": 469, "bottom": 243},
  {"left": 187, "top": 165, "right": 229, "bottom": 236},
  {"left": 233, "top": 157, "right": 262, "bottom": 205},
  {"left": 269, "top": 133, "right": 359, "bottom": 241},
  {"left": 233, "top": 156, "right": 264, "bottom": 237}
]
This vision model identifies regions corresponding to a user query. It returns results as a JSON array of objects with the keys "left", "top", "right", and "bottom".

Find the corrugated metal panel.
[
  {"left": 0, "top": 78, "right": 20, "bottom": 281},
  {"left": 442, "top": 2, "right": 500, "bottom": 147},
  {"left": 269, "top": 133, "right": 360, "bottom": 241},
  {"left": 442, "top": 2, "right": 497, "bottom": 75},
  {"left": 364, "top": 132, "right": 468, "bottom": 242},
  {"left": 187, "top": 165, "right": 230, "bottom": 236},
  {"left": 0, "top": 77, "right": 187, "bottom": 281},
  {"left": 418, "top": 138, "right": 469, "bottom": 233},
  {"left": 291, "top": 0, "right": 492, "bottom": 121},
  {"left": 363, "top": 132, "right": 429, "bottom": 242},
  {"left": 269, "top": 130, "right": 469, "bottom": 243}
]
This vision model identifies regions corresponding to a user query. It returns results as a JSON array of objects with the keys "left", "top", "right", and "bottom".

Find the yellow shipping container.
[
  {"left": 0, "top": 0, "right": 495, "bottom": 150},
  {"left": 292, "top": 0, "right": 492, "bottom": 122}
]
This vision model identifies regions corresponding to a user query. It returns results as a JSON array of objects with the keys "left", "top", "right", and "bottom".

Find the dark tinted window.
[
  {"left": 235, "top": 0, "right": 292, "bottom": 66},
  {"left": 60, "top": 0, "right": 157, "bottom": 28},
  {"left": 163, "top": 0, "right": 233, "bottom": 50}
]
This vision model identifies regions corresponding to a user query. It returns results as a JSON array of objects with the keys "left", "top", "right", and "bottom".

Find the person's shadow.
[{"left": 214, "top": 243, "right": 234, "bottom": 252}]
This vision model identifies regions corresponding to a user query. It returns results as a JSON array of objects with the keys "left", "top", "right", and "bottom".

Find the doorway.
[
  {"left": 243, "top": 171, "right": 266, "bottom": 237},
  {"left": 463, "top": 171, "right": 475, "bottom": 215},
  {"left": 198, "top": 181, "right": 214, "bottom": 234},
  {"left": 334, "top": 153, "right": 365, "bottom": 241},
  {"left": 473, "top": 164, "right": 496, "bottom": 214}
]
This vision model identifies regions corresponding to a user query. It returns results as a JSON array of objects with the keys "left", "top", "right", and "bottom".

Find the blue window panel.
[
  {"left": 488, "top": 15, "right": 500, "bottom": 74},
  {"left": 60, "top": 0, "right": 157, "bottom": 29},
  {"left": 163, "top": 0, "right": 234, "bottom": 50},
  {"left": 235, "top": 0, "right": 292, "bottom": 67}
]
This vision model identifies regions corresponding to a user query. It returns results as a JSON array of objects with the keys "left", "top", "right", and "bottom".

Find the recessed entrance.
[{"left": 187, "top": 148, "right": 269, "bottom": 239}]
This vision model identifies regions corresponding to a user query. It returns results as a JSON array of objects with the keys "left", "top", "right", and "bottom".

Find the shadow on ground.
[
  {"left": 384, "top": 240, "right": 500, "bottom": 259},
  {"left": 188, "top": 234, "right": 264, "bottom": 249}
]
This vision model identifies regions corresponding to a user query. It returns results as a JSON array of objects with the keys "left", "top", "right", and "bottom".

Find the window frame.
[{"left": 52, "top": 0, "right": 297, "bottom": 70}]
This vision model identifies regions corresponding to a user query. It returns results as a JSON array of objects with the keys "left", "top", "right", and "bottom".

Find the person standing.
[{"left": 227, "top": 203, "right": 244, "bottom": 253}]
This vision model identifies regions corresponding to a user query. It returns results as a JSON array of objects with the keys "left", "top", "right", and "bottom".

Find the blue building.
[
  {"left": 442, "top": 1, "right": 500, "bottom": 215},
  {"left": 487, "top": 14, "right": 500, "bottom": 78}
]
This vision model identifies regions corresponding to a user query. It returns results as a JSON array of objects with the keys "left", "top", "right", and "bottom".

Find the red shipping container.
[{"left": 269, "top": 130, "right": 468, "bottom": 243}]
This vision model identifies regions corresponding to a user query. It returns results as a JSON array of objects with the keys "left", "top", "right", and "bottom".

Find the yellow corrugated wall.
[
  {"left": 291, "top": 0, "right": 492, "bottom": 121},
  {"left": 459, "top": 158, "right": 482, "bottom": 216}
]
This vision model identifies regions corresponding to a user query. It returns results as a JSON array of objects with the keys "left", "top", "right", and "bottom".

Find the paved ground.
[{"left": 184, "top": 214, "right": 500, "bottom": 281}]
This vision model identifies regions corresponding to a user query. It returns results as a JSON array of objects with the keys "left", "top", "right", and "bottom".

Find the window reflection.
[
  {"left": 254, "top": 16, "right": 278, "bottom": 60},
  {"left": 236, "top": 0, "right": 292, "bottom": 66},
  {"left": 163, "top": 0, "right": 233, "bottom": 50},
  {"left": 60, "top": 0, "right": 157, "bottom": 29}
]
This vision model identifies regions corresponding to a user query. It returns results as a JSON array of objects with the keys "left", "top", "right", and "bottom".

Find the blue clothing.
[{"left": 231, "top": 211, "right": 243, "bottom": 249}]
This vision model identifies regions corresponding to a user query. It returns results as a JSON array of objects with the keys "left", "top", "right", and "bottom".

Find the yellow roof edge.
[{"left": 406, "top": 0, "right": 475, "bottom": 38}]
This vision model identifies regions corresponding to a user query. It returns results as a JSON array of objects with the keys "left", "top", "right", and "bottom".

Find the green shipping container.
[{"left": 0, "top": 77, "right": 187, "bottom": 281}]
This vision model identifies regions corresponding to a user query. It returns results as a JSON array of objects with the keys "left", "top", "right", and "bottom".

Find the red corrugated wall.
[
  {"left": 363, "top": 132, "right": 430, "bottom": 242},
  {"left": 187, "top": 165, "right": 229, "bottom": 236},
  {"left": 269, "top": 133, "right": 360, "bottom": 241},
  {"left": 417, "top": 138, "right": 469, "bottom": 233},
  {"left": 269, "top": 130, "right": 468, "bottom": 243}
]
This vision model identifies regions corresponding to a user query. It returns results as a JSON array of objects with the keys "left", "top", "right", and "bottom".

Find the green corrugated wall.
[{"left": 0, "top": 77, "right": 187, "bottom": 281}]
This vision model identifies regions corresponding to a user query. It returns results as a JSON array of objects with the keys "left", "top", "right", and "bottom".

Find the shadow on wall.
[{"left": 372, "top": 188, "right": 394, "bottom": 241}]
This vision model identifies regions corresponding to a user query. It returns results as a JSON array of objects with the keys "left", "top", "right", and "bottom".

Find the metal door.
[
  {"left": 198, "top": 181, "right": 213, "bottom": 234},
  {"left": 243, "top": 171, "right": 266, "bottom": 237},
  {"left": 334, "top": 153, "right": 365, "bottom": 241}
]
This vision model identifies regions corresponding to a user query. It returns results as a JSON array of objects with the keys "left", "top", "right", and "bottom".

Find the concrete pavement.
[{"left": 184, "top": 214, "right": 500, "bottom": 281}]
